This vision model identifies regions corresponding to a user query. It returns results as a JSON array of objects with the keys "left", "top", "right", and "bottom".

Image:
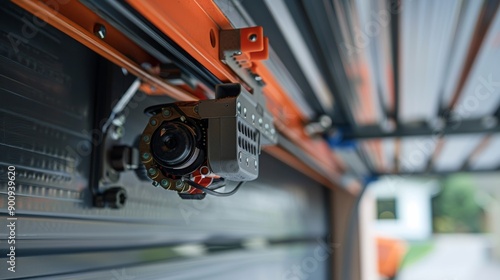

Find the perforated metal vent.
[{"left": 237, "top": 120, "right": 258, "bottom": 155}]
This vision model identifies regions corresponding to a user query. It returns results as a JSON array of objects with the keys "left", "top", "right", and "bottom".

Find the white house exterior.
[{"left": 367, "top": 178, "right": 439, "bottom": 241}]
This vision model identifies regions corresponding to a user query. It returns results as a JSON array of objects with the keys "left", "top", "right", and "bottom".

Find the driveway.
[{"left": 397, "top": 234, "right": 500, "bottom": 280}]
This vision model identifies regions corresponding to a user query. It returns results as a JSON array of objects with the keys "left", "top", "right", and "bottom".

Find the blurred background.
[{"left": 363, "top": 174, "right": 500, "bottom": 280}]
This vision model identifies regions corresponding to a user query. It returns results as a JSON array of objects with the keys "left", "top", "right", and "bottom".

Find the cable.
[
  {"left": 208, "top": 183, "right": 227, "bottom": 191},
  {"left": 207, "top": 178, "right": 226, "bottom": 190},
  {"left": 186, "top": 180, "right": 243, "bottom": 197},
  {"left": 185, "top": 180, "right": 244, "bottom": 197},
  {"left": 190, "top": 178, "right": 226, "bottom": 190}
]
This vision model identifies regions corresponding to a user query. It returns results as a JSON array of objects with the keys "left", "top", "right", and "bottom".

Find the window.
[{"left": 377, "top": 198, "right": 398, "bottom": 220}]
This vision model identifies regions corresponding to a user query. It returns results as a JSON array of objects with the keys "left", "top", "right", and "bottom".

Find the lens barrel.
[{"left": 150, "top": 122, "right": 196, "bottom": 168}]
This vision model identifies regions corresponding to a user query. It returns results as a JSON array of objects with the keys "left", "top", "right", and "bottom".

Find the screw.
[
  {"left": 150, "top": 119, "right": 157, "bottom": 126},
  {"left": 111, "top": 126, "right": 124, "bottom": 140},
  {"left": 148, "top": 168, "right": 157, "bottom": 176},
  {"left": 142, "top": 153, "right": 150, "bottom": 160},
  {"left": 249, "top": 34, "right": 257, "bottom": 42},
  {"left": 234, "top": 51, "right": 242, "bottom": 56},
  {"left": 93, "top": 24, "right": 106, "bottom": 39},
  {"left": 163, "top": 109, "right": 171, "bottom": 117},
  {"left": 100, "top": 187, "right": 127, "bottom": 209},
  {"left": 161, "top": 179, "right": 170, "bottom": 188},
  {"left": 175, "top": 180, "right": 184, "bottom": 190},
  {"left": 152, "top": 181, "right": 159, "bottom": 187},
  {"left": 143, "top": 135, "right": 150, "bottom": 142},
  {"left": 254, "top": 74, "right": 262, "bottom": 82},
  {"left": 112, "top": 114, "right": 126, "bottom": 127}
]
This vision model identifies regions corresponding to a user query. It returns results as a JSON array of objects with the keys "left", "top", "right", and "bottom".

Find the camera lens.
[{"left": 150, "top": 122, "right": 195, "bottom": 167}]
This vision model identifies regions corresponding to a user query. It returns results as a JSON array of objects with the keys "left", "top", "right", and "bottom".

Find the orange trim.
[
  {"left": 394, "top": 139, "right": 401, "bottom": 173},
  {"left": 127, "top": 0, "right": 237, "bottom": 83},
  {"left": 465, "top": 135, "right": 492, "bottom": 167},
  {"left": 45, "top": 0, "right": 152, "bottom": 64},
  {"left": 264, "top": 146, "right": 342, "bottom": 191},
  {"left": 12, "top": 0, "right": 197, "bottom": 102}
]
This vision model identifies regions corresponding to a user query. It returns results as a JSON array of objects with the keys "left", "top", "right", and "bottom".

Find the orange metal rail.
[
  {"left": 12, "top": 0, "right": 197, "bottom": 101},
  {"left": 13, "top": 0, "right": 349, "bottom": 191}
]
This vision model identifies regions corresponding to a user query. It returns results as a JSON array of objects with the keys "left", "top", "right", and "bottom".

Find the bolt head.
[
  {"left": 112, "top": 126, "right": 124, "bottom": 139},
  {"left": 142, "top": 153, "right": 150, "bottom": 160},
  {"left": 163, "top": 109, "right": 171, "bottom": 117},
  {"left": 161, "top": 179, "right": 169, "bottom": 187},
  {"left": 102, "top": 187, "right": 126, "bottom": 209},
  {"left": 143, "top": 135, "right": 150, "bottom": 142},
  {"left": 150, "top": 119, "right": 157, "bottom": 126},
  {"left": 249, "top": 34, "right": 257, "bottom": 42},
  {"left": 175, "top": 180, "right": 183, "bottom": 189},
  {"left": 148, "top": 168, "right": 157, "bottom": 176},
  {"left": 93, "top": 24, "right": 106, "bottom": 39}
]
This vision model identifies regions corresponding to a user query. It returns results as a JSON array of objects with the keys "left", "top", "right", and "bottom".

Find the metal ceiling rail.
[
  {"left": 436, "top": 0, "right": 468, "bottom": 117},
  {"left": 494, "top": 105, "right": 500, "bottom": 119},
  {"left": 344, "top": 118, "right": 500, "bottom": 140},
  {"left": 460, "top": 135, "right": 492, "bottom": 171},
  {"left": 11, "top": 0, "right": 222, "bottom": 102},
  {"left": 11, "top": 0, "right": 198, "bottom": 102},
  {"left": 389, "top": 0, "right": 400, "bottom": 125},
  {"left": 299, "top": 0, "right": 358, "bottom": 128},
  {"left": 447, "top": 0, "right": 500, "bottom": 111},
  {"left": 374, "top": 167, "right": 500, "bottom": 177},
  {"left": 424, "top": 138, "right": 444, "bottom": 173},
  {"left": 394, "top": 138, "right": 401, "bottom": 173}
]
